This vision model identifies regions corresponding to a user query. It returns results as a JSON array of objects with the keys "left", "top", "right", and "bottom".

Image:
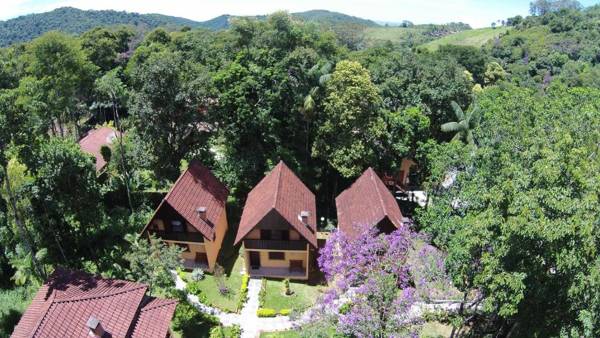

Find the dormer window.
[{"left": 171, "top": 220, "right": 184, "bottom": 232}]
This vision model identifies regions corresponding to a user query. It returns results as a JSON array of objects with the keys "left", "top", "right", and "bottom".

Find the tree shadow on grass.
[{"left": 0, "top": 309, "right": 23, "bottom": 337}]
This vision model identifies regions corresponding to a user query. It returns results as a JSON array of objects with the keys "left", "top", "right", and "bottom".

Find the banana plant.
[{"left": 441, "top": 101, "right": 481, "bottom": 145}]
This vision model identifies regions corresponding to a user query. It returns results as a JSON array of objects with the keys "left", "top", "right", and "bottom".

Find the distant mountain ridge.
[{"left": 0, "top": 7, "right": 380, "bottom": 47}]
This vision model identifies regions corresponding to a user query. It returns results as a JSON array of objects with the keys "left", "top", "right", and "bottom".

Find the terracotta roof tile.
[
  {"left": 235, "top": 161, "right": 317, "bottom": 247},
  {"left": 78, "top": 126, "right": 120, "bottom": 172},
  {"left": 11, "top": 268, "right": 176, "bottom": 338},
  {"left": 335, "top": 167, "right": 403, "bottom": 238},
  {"left": 145, "top": 162, "right": 229, "bottom": 240},
  {"left": 130, "top": 297, "right": 178, "bottom": 338}
]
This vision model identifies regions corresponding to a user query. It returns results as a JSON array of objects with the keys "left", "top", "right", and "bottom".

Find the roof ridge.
[
  {"left": 30, "top": 287, "right": 57, "bottom": 337},
  {"left": 369, "top": 168, "right": 389, "bottom": 217},
  {"left": 52, "top": 284, "right": 147, "bottom": 304},
  {"left": 141, "top": 299, "right": 178, "bottom": 312},
  {"left": 272, "top": 161, "right": 284, "bottom": 210},
  {"left": 164, "top": 166, "right": 190, "bottom": 201}
]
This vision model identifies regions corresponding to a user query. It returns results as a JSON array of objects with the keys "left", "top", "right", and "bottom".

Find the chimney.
[
  {"left": 86, "top": 316, "right": 105, "bottom": 338},
  {"left": 196, "top": 207, "right": 207, "bottom": 220},
  {"left": 299, "top": 211, "right": 310, "bottom": 225}
]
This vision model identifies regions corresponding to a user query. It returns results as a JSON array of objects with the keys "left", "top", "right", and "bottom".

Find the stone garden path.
[{"left": 173, "top": 273, "right": 296, "bottom": 338}]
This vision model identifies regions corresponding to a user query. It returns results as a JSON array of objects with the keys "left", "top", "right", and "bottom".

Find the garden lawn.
[
  {"left": 0, "top": 286, "right": 37, "bottom": 337},
  {"left": 259, "top": 330, "right": 301, "bottom": 338},
  {"left": 183, "top": 253, "right": 245, "bottom": 313},
  {"left": 420, "top": 321, "right": 453, "bottom": 338},
  {"left": 421, "top": 27, "right": 511, "bottom": 51},
  {"left": 262, "top": 279, "right": 322, "bottom": 313}
]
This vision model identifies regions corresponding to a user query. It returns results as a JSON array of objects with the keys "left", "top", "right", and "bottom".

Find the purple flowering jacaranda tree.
[{"left": 314, "top": 223, "right": 420, "bottom": 337}]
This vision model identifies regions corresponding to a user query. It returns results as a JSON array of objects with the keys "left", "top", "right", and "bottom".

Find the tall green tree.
[
  {"left": 26, "top": 138, "right": 103, "bottom": 267},
  {"left": 129, "top": 50, "right": 211, "bottom": 180},
  {"left": 313, "top": 60, "right": 384, "bottom": 178},
  {"left": 0, "top": 89, "right": 45, "bottom": 281},
  {"left": 94, "top": 68, "right": 133, "bottom": 211},
  {"left": 22, "top": 32, "right": 97, "bottom": 138},
  {"left": 124, "top": 233, "right": 182, "bottom": 295},
  {"left": 419, "top": 85, "right": 600, "bottom": 336}
]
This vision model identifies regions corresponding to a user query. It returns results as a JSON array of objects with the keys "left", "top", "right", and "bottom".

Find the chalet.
[
  {"left": 78, "top": 126, "right": 120, "bottom": 172},
  {"left": 142, "top": 162, "right": 229, "bottom": 272},
  {"left": 235, "top": 161, "right": 317, "bottom": 280},
  {"left": 11, "top": 268, "right": 177, "bottom": 338},
  {"left": 336, "top": 167, "right": 405, "bottom": 237}
]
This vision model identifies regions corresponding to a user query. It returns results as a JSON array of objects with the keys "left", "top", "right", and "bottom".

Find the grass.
[
  {"left": 261, "top": 278, "right": 323, "bottom": 313},
  {"left": 420, "top": 321, "right": 453, "bottom": 338},
  {"left": 260, "top": 330, "right": 301, "bottom": 338},
  {"left": 363, "top": 26, "right": 431, "bottom": 47},
  {"left": 421, "top": 27, "right": 511, "bottom": 51},
  {"left": 182, "top": 252, "right": 245, "bottom": 313},
  {"left": 0, "top": 285, "right": 37, "bottom": 337}
]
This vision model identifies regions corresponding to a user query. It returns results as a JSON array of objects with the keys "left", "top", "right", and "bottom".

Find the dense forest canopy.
[{"left": 2, "top": 0, "right": 600, "bottom": 336}]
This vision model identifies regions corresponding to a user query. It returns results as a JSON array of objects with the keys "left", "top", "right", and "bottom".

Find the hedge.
[
  {"left": 236, "top": 274, "right": 250, "bottom": 312},
  {"left": 256, "top": 308, "right": 277, "bottom": 317}
]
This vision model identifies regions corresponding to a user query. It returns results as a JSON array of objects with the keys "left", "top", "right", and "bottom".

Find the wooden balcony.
[
  {"left": 243, "top": 239, "right": 307, "bottom": 251},
  {"left": 150, "top": 230, "right": 204, "bottom": 243}
]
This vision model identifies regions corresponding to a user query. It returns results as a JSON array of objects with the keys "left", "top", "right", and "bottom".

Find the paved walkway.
[{"left": 173, "top": 272, "right": 296, "bottom": 337}]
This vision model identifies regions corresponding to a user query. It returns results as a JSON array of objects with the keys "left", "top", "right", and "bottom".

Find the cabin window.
[
  {"left": 171, "top": 220, "right": 184, "bottom": 232},
  {"left": 261, "top": 229, "right": 272, "bottom": 240},
  {"left": 268, "top": 252, "right": 285, "bottom": 260},
  {"left": 280, "top": 230, "right": 289, "bottom": 241}
]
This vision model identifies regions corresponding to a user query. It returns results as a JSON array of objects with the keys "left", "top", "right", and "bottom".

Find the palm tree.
[
  {"left": 441, "top": 101, "right": 481, "bottom": 145},
  {"left": 301, "top": 62, "right": 332, "bottom": 162}
]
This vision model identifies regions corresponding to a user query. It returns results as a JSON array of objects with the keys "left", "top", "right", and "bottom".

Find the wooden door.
[
  {"left": 195, "top": 252, "right": 208, "bottom": 266},
  {"left": 249, "top": 251, "right": 260, "bottom": 270}
]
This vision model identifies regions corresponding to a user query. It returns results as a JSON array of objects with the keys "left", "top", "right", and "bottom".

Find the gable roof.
[
  {"left": 235, "top": 161, "right": 317, "bottom": 247},
  {"left": 143, "top": 162, "right": 229, "bottom": 241},
  {"left": 130, "top": 298, "right": 178, "bottom": 338},
  {"left": 335, "top": 167, "right": 404, "bottom": 238},
  {"left": 11, "top": 268, "right": 176, "bottom": 338},
  {"left": 78, "top": 126, "right": 120, "bottom": 172}
]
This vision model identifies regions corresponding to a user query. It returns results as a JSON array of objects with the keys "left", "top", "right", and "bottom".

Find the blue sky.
[{"left": 1, "top": 0, "right": 599, "bottom": 27}]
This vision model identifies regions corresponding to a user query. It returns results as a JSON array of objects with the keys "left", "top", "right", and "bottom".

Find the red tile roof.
[
  {"left": 78, "top": 126, "right": 120, "bottom": 172},
  {"left": 235, "top": 161, "right": 317, "bottom": 247},
  {"left": 130, "top": 298, "right": 178, "bottom": 338},
  {"left": 143, "top": 161, "right": 229, "bottom": 241},
  {"left": 11, "top": 268, "right": 176, "bottom": 338},
  {"left": 335, "top": 167, "right": 404, "bottom": 237}
]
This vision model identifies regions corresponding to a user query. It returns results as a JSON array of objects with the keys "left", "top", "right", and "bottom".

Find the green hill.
[
  {"left": 292, "top": 10, "right": 378, "bottom": 27},
  {"left": 363, "top": 22, "right": 472, "bottom": 48},
  {"left": 421, "top": 26, "right": 511, "bottom": 51},
  {"left": 0, "top": 7, "right": 381, "bottom": 47},
  {"left": 0, "top": 7, "right": 203, "bottom": 46}
]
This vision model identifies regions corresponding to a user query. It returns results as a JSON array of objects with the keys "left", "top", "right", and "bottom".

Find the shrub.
[
  {"left": 256, "top": 308, "right": 277, "bottom": 317},
  {"left": 279, "top": 309, "right": 292, "bottom": 316},
  {"left": 186, "top": 281, "right": 202, "bottom": 295},
  {"left": 176, "top": 268, "right": 188, "bottom": 282},
  {"left": 209, "top": 326, "right": 225, "bottom": 338},
  {"left": 209, "top": 324, "right": 242, "bottom": 338},
  {"left": 236, "top": 274, "right": 249, "bottom": 312},
  {"left": 282, "top": 278, "right": 292, "bottom": 295},
  {"left": 172, "top": 300, "right": 219, "bottom": 336},
  {"left": 191, "top": 268, "right": 205, "bottom": 281},
  {"left": 225, "top": 324, "right": 242, "bottom": 337}
]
